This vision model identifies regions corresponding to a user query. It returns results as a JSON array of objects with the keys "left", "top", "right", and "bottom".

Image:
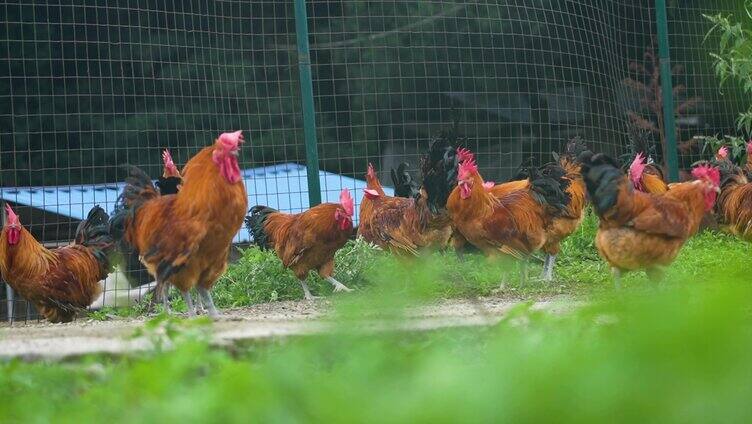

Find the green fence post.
[
  {"left": 293, "top": 0, "right": 322, "bottom": 206},
  {"left": 655, "top": 0, "right": 680, "bottom": 182}
]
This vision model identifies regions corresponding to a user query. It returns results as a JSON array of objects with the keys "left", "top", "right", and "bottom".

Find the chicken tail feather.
[
  {"left": 74, "top": 205, "right": 115, "bottom": 272},
  {"left": 581, "top": 153, "right": 629, "bottom": 217},
  {"left": 109, "top": 166, "right": 159, "bottom": 243},
  {"left": 420, "top": 135, "right": 459, "bottom": 214},
  {"left": 391, "top": 163, "right": 420, "bottom": 198},
  {"left": 516, "top": 164, "right": 572, "bottom": 217},
  {"left": 156, "top": 176, "right": 181, "bottom": 195},
  {"left": 245, "top": 205, "right": 279, "bottom": 250}
]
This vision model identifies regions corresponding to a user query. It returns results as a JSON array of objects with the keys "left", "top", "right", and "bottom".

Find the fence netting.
[{"left": 0, "top": 0, "right": 744, "bottom": 322}]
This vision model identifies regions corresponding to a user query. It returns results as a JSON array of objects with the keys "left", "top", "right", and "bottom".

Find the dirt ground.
[{"left": 0, "top": 294, "right": 577, "bottom": 360}]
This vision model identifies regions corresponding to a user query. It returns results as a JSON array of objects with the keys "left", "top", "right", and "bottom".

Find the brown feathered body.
[
  {"left": 358, "top": 140, "right": 458, "bottom": 254},
  {"left": 583, "top": 155, "right": 718, "bottom": 276},
  {"left": 0, "top": 207, "right": 113, "bottom": 322},
  {"left": 359, "top": 193, "right": 452, "bottom": 255},
  {"left": 447, "top": 167, "right": 568, "bottom": 259},
  {"left": 250, "top": 203, "right": 352, "bottom": 279}
]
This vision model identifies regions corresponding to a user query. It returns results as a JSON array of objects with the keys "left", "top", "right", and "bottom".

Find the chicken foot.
[
  {"left": 327, "top": 276, "right": 353, "bottom": 293},
  {"left": 157, "top": 281, "right": 171, "bottom": 314},
  {"left": 299, "top": 279, "right": 320, "bottom": 301}
]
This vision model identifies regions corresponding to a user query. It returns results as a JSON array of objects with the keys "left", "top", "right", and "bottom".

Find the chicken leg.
[
  {"left": 327, "top": 276, "right": 353, "bottom": 293},
  {"left": 612, "top": 268, "right": 622, "bottom": 290},
  {"left": 540, "top": 254, "right": 556, "bottom": 282},
  {"left": 519, "top": 260, "right": 529, "bottom": 284},
  {"left": 197, "top": 286, "right": 220, "bottom": 318},
  {"left": 181, "top": 290, "right": 197, "bottom": 317},
  {"left": 158, "top": 281, "right": 171, "bottom": 314}
]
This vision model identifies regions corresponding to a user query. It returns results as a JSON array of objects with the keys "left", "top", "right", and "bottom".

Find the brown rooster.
[
  {"left": 357, "top": 163, "right": 386, "bottom": 241},
  {"left": 629, "top": 152, "right": 668, "bottom": 194},
  {"left": 582, "top": 153, "right": 720, "bottom": 287},
  {"left": 245, "top": 189, "right": 355, "bottom": 300},
  {"left": 0, "top": 205, "right": 114, "bottom": 323},
  {"left": 447, "top": 149, "right": 570, "bottom": 283},
  {"left": 714, "top": 160, "right": 752, "bottom": 241},
  {"left": 118, "top": 149, "right": 183, "bottom": 287},
  {"left": 110, "top": 131, "right": 248, "bottom": 317},
  {"left": 357, "top": 137, "right": 458, "bottom": 254}
]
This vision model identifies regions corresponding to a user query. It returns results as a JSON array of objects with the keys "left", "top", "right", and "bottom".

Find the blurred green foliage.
[
  {"left": 705, "top": 1, "right": 752, "bottom": 133},
  {"left": 2, "top": 263, "right": 752, "bottom": 422}
]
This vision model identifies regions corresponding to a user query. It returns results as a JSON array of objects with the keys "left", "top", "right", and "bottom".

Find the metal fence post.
[
  {"left": 5, "top": 284, "right": 13, "bottom": 323},
  {"left": 293, "top": 0, "right": 322, "bottom": 206},
  {"left": 655, "top": 0, "right": 680, "bottom": 182}
]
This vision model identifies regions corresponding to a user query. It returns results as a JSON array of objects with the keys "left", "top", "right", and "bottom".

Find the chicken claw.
[
  {"left": 299, "top": 280, "right": 321, "bottom": 301},
  {"left": 197, "top": 286, "right": 221, "bottom": 318},
  {"left": 327, "top": 276, "right": 353, "bottom": 293}
]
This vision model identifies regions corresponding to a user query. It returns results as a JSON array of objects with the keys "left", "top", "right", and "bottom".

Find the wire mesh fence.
[{"left": 0, "top": 0, "right": 745, "bottom": 322}]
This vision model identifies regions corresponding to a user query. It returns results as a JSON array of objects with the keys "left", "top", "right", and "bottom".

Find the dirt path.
[{"left": 0, "top": 295, "right": 577, "bottom": 360}]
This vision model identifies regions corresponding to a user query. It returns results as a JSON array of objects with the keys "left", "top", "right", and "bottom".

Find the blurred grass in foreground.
[{"left": 3, "top": 254, "right": 752, "bottom": 422}]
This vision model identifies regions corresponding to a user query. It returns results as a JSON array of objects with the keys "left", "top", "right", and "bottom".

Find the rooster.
[
  {"left": 117, "top": 149, "right": 185, "bottom": 289},
  {"left": 156, "top": 149, "right": 182, "bottom": 195},
  {"left": 538, "top": 139, "right": 591, "bottom": 281},
  {"left": 246, "top": 189, "right": 355, "bottom": 300},
  {"left": 582, "top": 153, "right": 720, "bottom": 287},
  {"left": 0, "top": 205, "right": 114, "bottom": 323},
  {"left": 447, "top": 149, "right": 570, "bottom": 283},
  {"left": 714, "top": 160, "right": 752, "bottom": 241},
  {"left": 716, "top": 146, "right": 730, "bottom": 162},
  {"left": 357, "top": 163, "right": 386, "bottom": 241},
  {"left": 110, "top": 131, "right": 248, "bottom": 317},
  {"left": 628, "top": 152, "right": 668, "bottom": 194},
  {"left": 358, "top": 137, "right": 458, "bottom": 254}
]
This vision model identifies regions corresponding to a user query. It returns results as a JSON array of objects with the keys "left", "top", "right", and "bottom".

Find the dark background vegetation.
[{"left": 0, "top": 0, "right": 746, "bottom": 188}]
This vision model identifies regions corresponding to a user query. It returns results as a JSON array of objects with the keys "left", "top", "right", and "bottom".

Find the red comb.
[
  {"left": 4, "top": 204, "right": 19, "bottom": 225},
  {"left": 456, "top": 147, "right": 474, "bottom": 163},
  {"left": 692, "top": 163, "right": 720, "bottom": 186},
  {"left": 339, "top": 188, "right": 354, "bottom": 217},
  {"left": 218, "top": 130, "right": 244, "bottom": 146}
]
